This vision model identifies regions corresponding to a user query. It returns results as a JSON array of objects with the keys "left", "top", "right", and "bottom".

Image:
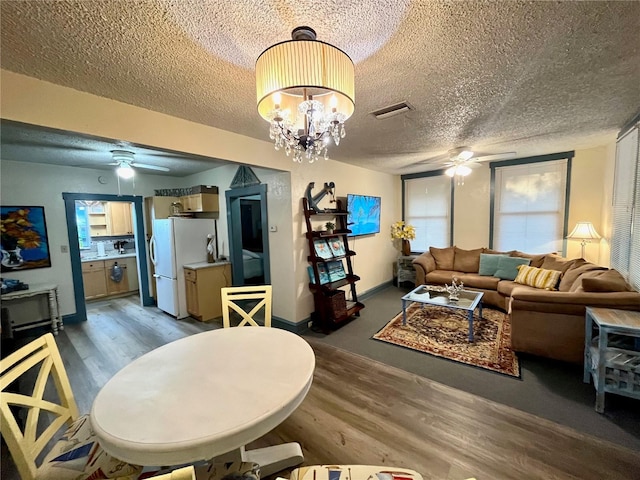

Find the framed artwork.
[
  {"left": 326, "top": 260, "right": 346, "bottom": 282},
  {"left": 308, "top": 264, "right": 330, "bottom": 285},
  {"left": 1, "top": 206, "right": 52, "bottom": 272},
  {"left": 313, "top": 238, "right": 333, "bottom": 260},
  {"left": 328, "top": 237, "right": 346, "bottom": 257}
]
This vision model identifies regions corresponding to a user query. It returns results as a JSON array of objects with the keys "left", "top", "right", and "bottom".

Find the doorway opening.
[
  {"left": 63, "top": 193, "right": 152, "bottom": 323},
  {"left": 226, "top": 184, "right": 270, "bottom": 286}
]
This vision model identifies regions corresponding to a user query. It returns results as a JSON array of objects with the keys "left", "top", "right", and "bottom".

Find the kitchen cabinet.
[
  {"left": 82, "top": 260, "right": 108, "bottom": 299},
  {"left": 104, "top": 259, "right": 130, "bottom": 295},
  {"left": 184, "top": 262, "right": 231, "bottom": 321},
  {"left": 89, "top": 202, "right": 108, "bottom": 237},
  {"left": 180, "top": 193, "right": 219, "bottom": 213},
  {"left": 120, "top": 256, "right": 139, "bottom": 292},
  {"left": 108, "top": 202, "right": 133, "bottom": 235}
]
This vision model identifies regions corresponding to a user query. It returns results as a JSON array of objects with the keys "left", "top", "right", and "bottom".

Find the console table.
[
  {"left": 1, "top": 283, "right": 63, "bottom": 337},
  {"left": 583, "top": 307, "right": 640, "bottom": 413}
]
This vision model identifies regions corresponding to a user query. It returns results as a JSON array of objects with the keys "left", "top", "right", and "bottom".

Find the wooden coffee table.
[{"left": 401, "top": 284, "right": 484, "bottom": 342}]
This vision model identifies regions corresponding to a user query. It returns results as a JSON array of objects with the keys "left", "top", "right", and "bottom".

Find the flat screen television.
[{"left": 347, "top": 194, "right": 381, "bottom": 237}]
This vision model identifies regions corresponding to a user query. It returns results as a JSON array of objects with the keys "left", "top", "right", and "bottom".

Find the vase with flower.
[{"left": 390, "top": 221, "right": 416, "bottom": 255}]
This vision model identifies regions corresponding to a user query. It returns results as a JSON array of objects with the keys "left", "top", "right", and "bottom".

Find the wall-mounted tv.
[{"left": 347, "top": 194, "right": 381, "bottom": 237}]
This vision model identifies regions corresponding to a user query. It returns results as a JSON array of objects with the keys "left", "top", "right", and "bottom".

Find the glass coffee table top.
[
  {"left": 402, "top": 284, "right": 483, "bottom": 311},
  {"left": 401, "top": 284, "right": 484, "bottom": 342}
]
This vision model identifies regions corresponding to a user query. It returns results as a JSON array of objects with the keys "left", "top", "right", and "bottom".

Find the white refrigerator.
[{"left": 150, "top": 217, "right": 215, "bottom": 319}]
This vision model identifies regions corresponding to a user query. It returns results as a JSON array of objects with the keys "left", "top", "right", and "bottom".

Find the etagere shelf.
[{"left": 303, "top": 197, "right": 364, "bottom": 332}]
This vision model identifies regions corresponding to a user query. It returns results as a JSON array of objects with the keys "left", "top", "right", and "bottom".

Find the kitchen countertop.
[
  {"left": 183, "top": 261, "right": 231, "bottom": 270},
  {"left": 81, "top": 253, "right": 137, "bottom": 262}
]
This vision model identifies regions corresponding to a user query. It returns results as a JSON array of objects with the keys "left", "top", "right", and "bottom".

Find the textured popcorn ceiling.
[{"left": 1, "top": 0, "right": 639, "bottom": 175}]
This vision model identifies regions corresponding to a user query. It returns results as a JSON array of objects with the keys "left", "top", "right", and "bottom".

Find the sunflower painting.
[{"left": 1, "top": 206, "right": 51, "bottom": 272}]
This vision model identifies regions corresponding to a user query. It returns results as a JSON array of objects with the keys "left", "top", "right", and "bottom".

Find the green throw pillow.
[
  {"left": 494, "top": 256, "right": 531, "bottom": 280},
  {"left": 478, "top": 253, "right": 508, "bottom": 276}
]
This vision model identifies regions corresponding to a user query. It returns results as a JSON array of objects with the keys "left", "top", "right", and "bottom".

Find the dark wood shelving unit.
[{"left": 303, "top": 197, "right": 364, "bottom": 332}]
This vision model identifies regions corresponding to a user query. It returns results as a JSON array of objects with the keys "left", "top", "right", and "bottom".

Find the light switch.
[
  {"left": 61, "top": 245, "right": 69, "bottom": 253},
  {"left": 269, "top": 225, "right": 277, "bottom": 232}
]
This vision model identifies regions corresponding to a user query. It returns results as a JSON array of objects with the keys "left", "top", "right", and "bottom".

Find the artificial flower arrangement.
[{"left": 390, "top": 221, "right": 416, "bottom": 241}]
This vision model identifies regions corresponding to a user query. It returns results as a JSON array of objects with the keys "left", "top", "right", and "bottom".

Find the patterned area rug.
[{"left": 373, "top": 302, "right": 520, "bottom": 377}]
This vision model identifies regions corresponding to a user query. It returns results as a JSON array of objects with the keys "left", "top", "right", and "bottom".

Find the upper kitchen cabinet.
[
  {"left": 89, "top": 202, "right": 133, "bottom": 237},
  {"left": 108, "top": 202, "right": 133, "bottom": 235},
  {"left": 180, "top": 193, "right": 219, "bottom": 213}
]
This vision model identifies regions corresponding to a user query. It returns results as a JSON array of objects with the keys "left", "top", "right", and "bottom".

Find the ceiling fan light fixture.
[
  {"left": 256, "top": 26, "right": 355, "bottom": 164},
  {"left": 445, "top": 165, "right": 472, "bottom": 177},
  {"left": 116, "top": 163, "right": 135, "bottom": 179}
]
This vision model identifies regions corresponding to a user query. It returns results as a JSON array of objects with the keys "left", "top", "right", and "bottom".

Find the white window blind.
[
  {"left": 493, "top": 159, "right": 568, "bottom": 254},
  {"left": 611, "top": 126, "right": 639, "bottom": 290},
  {"left": 404, "top": 175, "right": 451, "bottom": 251}
]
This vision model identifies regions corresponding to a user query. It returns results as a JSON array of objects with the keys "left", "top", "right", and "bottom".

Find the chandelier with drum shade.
[{"left": 255, "top": 26, "right": 355, "bottom": 163}]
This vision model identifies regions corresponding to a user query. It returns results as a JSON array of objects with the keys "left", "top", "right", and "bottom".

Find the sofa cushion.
[
  {"left": 453, "top": 247, "right": 483, "bottom": 273},
  {"left": 430, "top": 246, "right": 455, "bottom": 270},
  {"left": 425, "top": 270, "right": 457, "bottom": 284},
  {"left": 558, "top": 261, "right": 607, "bottom": 291},
  {"left": 582, "top": 269, "right": 632, "bottom": 292},
  {"left": 457, "top": 273, "right": 500, "bottom": 290},
  {"left": 497, "top": 280, "right": 539, "bottom": 297},
  {"left": 540, "top": 254, "right": 580, "bottom": 274},
  {"left": 510, "top": 251, "right": 548, "bottom": 268},
  {"left": 514, "top": 265, "right": 562, "bottom": 290},
  {"left": 478, "top": 253, "right": 508, "bottom": 276},
  {"left": 494, "top": 256, "right": 531, "bottom": 280}
]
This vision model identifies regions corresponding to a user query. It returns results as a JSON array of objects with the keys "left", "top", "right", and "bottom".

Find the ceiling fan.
[
  {"left": 408, "top": 147, "right": 516, "bottom": 182},
  {"left": 109, "top": 150, "right": 170, "bottom": 178}
]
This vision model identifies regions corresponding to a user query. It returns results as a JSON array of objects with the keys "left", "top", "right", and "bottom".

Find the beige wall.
[
  {"left": 451, "top": 144, "right": 616, "bottom": 265},
  {"left": 1, "top": 69, "right": 401, "bottom": 325}
]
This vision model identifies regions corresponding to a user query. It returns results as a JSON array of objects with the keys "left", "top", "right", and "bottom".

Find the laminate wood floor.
[{"left": 2, "top": 295, "right": 639, "bottom": 480}]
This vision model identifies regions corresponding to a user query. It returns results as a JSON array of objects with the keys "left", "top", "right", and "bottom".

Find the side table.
[
  {"left": 0, "top": 283, "right": 63, "bottom": 337},
  {"left": 396, "top": 255, "right": 417, "bottom": 286},
  {"left": 583, "top": 307, "right": 640, "bottom": 413}
]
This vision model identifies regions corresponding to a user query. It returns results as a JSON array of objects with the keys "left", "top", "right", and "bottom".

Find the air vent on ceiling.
[{"left": 370, "top": 101, "right": 413, "bottom": 120}]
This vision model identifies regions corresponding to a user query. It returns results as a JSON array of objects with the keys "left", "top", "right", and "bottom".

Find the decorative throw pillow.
[
  {"left": 514, "top": 265, "right": 562, "bottom": 290},
  {"left": 453, "top": 247, "right": 484, "bottom": 273},
  {"left": 558, "top": 261, "right": 607, "bottom": 292},
  {"left": 494, "top": 256, "right": 531, "bottom": 281},
  {"left": 478, "top": 253, "right": 508, "bottom": 276},
  {"left": 430, "top": 246, "right": 455, "bottom": 270}
]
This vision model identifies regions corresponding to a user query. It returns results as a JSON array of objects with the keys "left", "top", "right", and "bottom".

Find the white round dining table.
[{"left": 90, "top": 327, "right": 315, "bottom": 470}]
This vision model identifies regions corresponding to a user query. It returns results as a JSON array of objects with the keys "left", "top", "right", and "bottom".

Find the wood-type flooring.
[{"left": 2, "top": 295, "right": 639, "bottom": 480}]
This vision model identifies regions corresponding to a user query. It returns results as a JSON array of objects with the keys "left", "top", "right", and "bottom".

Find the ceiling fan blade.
[
  {"left": 131, "top": 162, "right": 170, "bottom": 172},
  {"left": 413, "top": 152, "right": 450, "bottom": 165},
  {"left": 471, "top": 151, "right": 517, "bottom": 162}
]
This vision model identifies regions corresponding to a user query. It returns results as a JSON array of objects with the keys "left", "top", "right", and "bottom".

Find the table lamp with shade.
[{"left": 567, "top": 221, "right": 601, "bottom": 259}]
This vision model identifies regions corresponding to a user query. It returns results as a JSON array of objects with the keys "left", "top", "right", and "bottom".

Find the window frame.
[
  {"left": 489, "top": 151, "right": 574, "bottom": 255},
  {"left": 401, "top": 169, "right": 454, "bottom": 253}
]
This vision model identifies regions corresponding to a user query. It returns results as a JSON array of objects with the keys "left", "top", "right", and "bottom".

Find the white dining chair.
[
  {"left": 0, "top": 333, "right": 142, "bottom": 480},
  {"left": 221, "top": 285, "right": 272, "bottom": 327}
]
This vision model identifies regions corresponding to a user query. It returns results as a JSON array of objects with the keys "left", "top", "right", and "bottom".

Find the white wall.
[
  {"left": 1, "top": 70, "right": 401, "bottom": 325},
  {"left": 0, "top": 159, "right": 180, "bottom": 315}
]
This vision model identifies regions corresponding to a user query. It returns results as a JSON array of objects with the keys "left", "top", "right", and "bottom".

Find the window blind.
[
  {"left": 404, "top": 175, "right": 451, "bottom": 251},
  {"left": 493, "top": 159, "right": 568, "bottom": 254},
  {"left": 611, "top": 126, "right": 639, "bottom": 289}
]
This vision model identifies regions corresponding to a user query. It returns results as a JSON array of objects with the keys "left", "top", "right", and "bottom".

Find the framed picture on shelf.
[
  {"left": 308, "top": 264, "right": 330, "bottom": 285},
  {"left": 326, "top": 260, "right": 347, "bottom": 282},
  {"left": 313, "top": 238, "right": 333, "bottom": 260},
  {"left": 327, "top": 237, "right": 346, "bottom": 257}
]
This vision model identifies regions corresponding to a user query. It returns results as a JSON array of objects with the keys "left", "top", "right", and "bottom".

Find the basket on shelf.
[{"left": 326, "top": 290, "right": 347, "bottom": 320}]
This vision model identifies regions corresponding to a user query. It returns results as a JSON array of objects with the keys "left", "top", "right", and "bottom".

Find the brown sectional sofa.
[{"left": 412, "top": 246, "right": 640, "bottom": 363}]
